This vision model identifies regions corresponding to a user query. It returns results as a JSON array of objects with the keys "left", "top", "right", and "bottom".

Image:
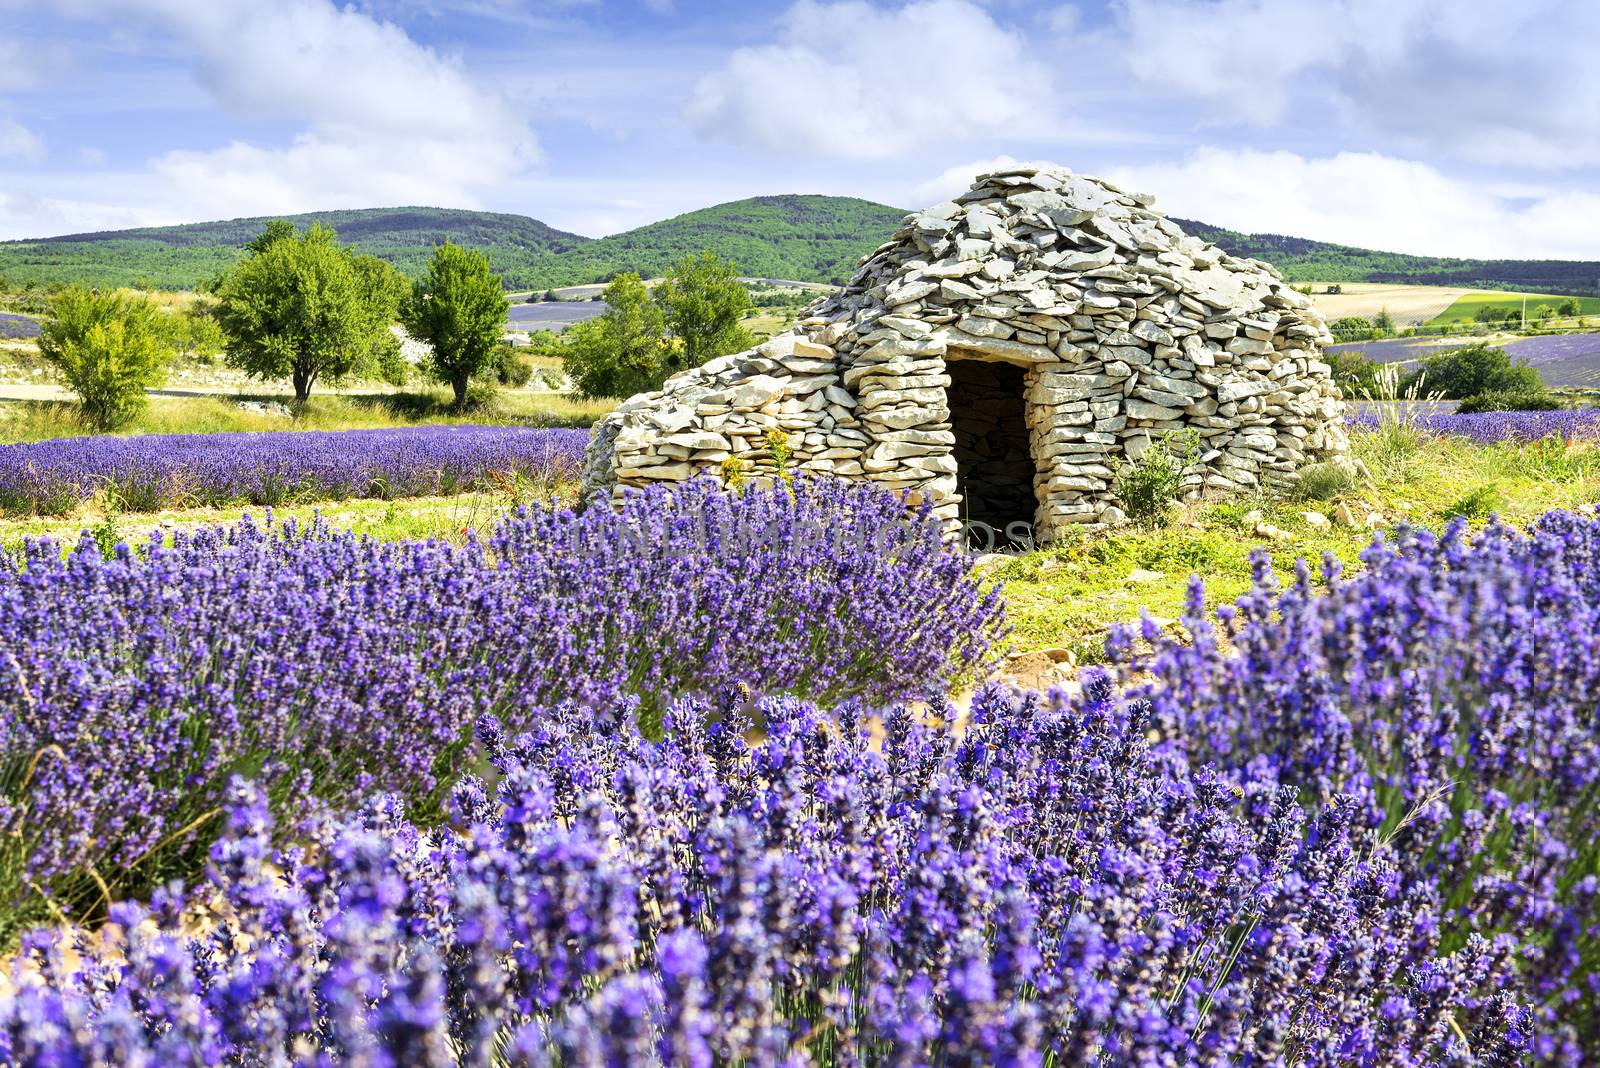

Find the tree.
[
  {"left": 38, "top": 287, "right": 167, "bottom": 430},
  {"left": 245, "top": 218, "right": 297, "bottom": 255},
  {"left": 1372, "top": 306, "right": 1396, "bottom": 334},
  {"left": 1557, "top": 298, "right": 1582, "bottom": 317},
  {"left": 1329, "top": 316, "right": 1377, "bottom": 343},
  {"left": 652, "top": 250, "right": 754, "bottom": 367},
  {"left": 214, "top": 222, "right": 405, "bottom": 402},
  {"left": 560, "top": 272, "right": 669, "bottom": 398},
  {"left": 1400, "top": 342, "right": 1542, "bottom": 400},
  {"left": 398, "top": 241, "right": 510, "bottom": 409}
]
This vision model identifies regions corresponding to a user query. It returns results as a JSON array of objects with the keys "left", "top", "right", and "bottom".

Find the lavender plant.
[
  {"left": 0, "top": 479, "right": 1003, "bottom": 940},
  {"left": 1120, "top": 512, "right": 1600, "bottom": 1063},
  {"left": 0, "top": 684, "right": 1531, "bottom": 1065},
  {"left": 0, "top": 424, "right": 589, "bottom": 515}
]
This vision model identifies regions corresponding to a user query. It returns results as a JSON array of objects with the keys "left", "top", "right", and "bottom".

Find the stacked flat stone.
[{"left": 581, "top": 164, "right": 1349, "bottom": 541}]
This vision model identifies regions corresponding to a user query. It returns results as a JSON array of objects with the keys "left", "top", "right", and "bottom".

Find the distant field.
[
  {"left": 1305, "top": 283, "right": 1471, "bottom": 325},
  {"left": 1428, "top": 291, "right": 1600, "bottom": 325},
  {"left": 1327, "top": 332, "right": 1600, "bottom": 387}
]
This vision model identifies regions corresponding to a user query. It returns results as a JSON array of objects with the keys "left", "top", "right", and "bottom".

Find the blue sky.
[{"left": 1, "top": 0, "right": 1597, "bottom": 259}]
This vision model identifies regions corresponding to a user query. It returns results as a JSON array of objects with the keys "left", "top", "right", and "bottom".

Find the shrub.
[
  {"left": 37, "top": 287, "right": 167, "bottom": 431},
  {"left": 0, "top": 686, "right": 1529, "bottom": 1064},
  {"left": 1324, "top": 346, "right": 1381, "bottom": 394},
  {"left": 0, "top": 479, "right": 1004, "bottom": 938},
  {"left": 1329, "top": 315, "right": 1377, "bottom": 343},
  {"left": 1120, "top": 512, "right": 1600, "bottom": 1059},
  {"left": 493, "top": 342, "right": 535, "bottom": 387},
  {"left": 1294, "top": 459, "right": 1356, "bottom": 500},
  {"left": 1400, "top": 341, "right": 1543, "bottom": 399},
  {"left": 1456, "top": 389, "right": 1564, "bottom": 413},
  {"left": 1115, "top": 431, "right": 1193, "bottom": 525}
]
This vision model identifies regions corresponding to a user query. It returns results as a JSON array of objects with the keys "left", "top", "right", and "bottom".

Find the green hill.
[
  {"left": 523, "top": 195, "right": 907, "bottom": 289},
  {"left": 0, "top": 197, "right": 908, "bottom": 292},
  {"left": 0, "top": 207, "right": 589, "bottom": 291},
  {"left": 1172, "top": 218, "right": 1600, "bottom": 296},
  {"left": 4, "top": 197, "right": 1595, "bottom": 297}
]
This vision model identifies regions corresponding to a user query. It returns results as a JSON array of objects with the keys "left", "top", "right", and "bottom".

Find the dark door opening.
[{"left": 947, "top": 359, "right": 1036, "bottom": 541}]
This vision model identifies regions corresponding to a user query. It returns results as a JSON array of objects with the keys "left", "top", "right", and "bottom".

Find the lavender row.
[
  {"left": 2, "top": 686, "right": 1530, "bottom": 1066},
  {"left": 1120, "top": 512, "right": 1600, "bottom": 1062},
  {"left": 0, "top": 424, "right": 590, "bottom": 514},
  {"left": 1347, "top": 405, "right": 1600, "bottom": 444},
  {"left": 0, "top": 479, "right": 1003, "bottom": 940}
]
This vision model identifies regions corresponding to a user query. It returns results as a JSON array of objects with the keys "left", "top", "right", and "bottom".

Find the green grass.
[
  {"left": 0, "top": 389, "right": 612, "bottom": 443},
  {"left": 988, "top": 429, "right": 1600, "bottom": 659},
  {"left": 1427, "top": 291, "right": 1600, "bottom": 325}
]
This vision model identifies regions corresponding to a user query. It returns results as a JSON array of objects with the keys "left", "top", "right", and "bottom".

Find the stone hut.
[{"left": 581, "top": 165, "right": 1349, "bottom": 542}]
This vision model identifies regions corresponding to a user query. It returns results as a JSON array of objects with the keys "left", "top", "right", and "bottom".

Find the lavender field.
[
  {"left": 7, "top": 501, "right": 1600, "bottom": 1063},
  {"left": 0, "top": 312, "right": 41, "bottom": 340},
  {"left": 0, "top": 424, "right": 588, "bottom": 514},
  {"left": 1347, "top": 405, "right": 1600, "bottom": 443},
  {"left": 1328, "top": 331, "right": 1600, "bottom": 386}
]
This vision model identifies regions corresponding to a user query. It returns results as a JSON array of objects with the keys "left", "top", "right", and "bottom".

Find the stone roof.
[{"left": 582, "top": 164, "right": 1348, "bottom": 540}]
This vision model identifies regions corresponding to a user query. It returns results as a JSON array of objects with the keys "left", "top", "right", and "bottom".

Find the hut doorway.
[{"left": 946, "top": 358, "right": 1037, "bottom": 543}]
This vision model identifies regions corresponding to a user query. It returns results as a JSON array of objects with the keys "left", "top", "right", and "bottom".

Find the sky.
[{"left": 1, "top": 0, "right": 1598, "bottom": 259}]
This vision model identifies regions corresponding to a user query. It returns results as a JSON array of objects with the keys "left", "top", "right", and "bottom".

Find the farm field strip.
[{"left": 0, "top": 423, "right": 588, "bottom": 515}]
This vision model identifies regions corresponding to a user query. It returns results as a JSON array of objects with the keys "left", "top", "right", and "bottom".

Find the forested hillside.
[
  {"left": 1174, "top": 218, "right": 1600, "bottom": 295},
  {"left": 4, "top": 198, "right": 1595, "bottom": 296}
]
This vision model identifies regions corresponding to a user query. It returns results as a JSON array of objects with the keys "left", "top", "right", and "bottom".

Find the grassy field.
[
  {"left": 0, "top": 389, "right": 613, "bottom": 443},
  {"left": 986, "top": 426, "right": 1600, "bottom": 660},
  {"left": 1427, "top": 290, "right": 1600, "bottom": 325},
  {"left": 1305, "top": 282, "right": 1471, "bottom": 325}
]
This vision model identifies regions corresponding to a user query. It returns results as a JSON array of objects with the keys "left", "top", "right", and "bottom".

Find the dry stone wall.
[{"left": 581, "top": 165, "right": 1350, "bottom": 542}]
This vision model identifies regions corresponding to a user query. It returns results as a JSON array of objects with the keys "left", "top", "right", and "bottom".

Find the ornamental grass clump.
[
  {"left": 0, "top": 479, "right": 1004, "bottom": 941},
  {"left": 1119, "top": 511, "right": 1600, "bottom": 1064},
  {"left": 0, "top": 684, "right": 1530, "bottom": 1065}
]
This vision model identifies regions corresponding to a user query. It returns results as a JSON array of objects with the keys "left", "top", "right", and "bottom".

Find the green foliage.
[
  {"left": 0, "top": 199, "right": 904, "bottom": 292},
  {"left": 37, "top": 287, "right": 168, "bottom": 430},
  {"left": 1399, "top": 342, "right": 1542, "bottom": 400},
  {"left": 214, "top": 222, "right": 406, "bottom": 402},
  {"left": 1558, "top": 298, "right": 1582, "bottom": 317},
  {"left": 1371, "top": 306, "right": 1395, "bottom": 333},
  {"left": 1455, "top": 390, "right": 1563, "bottom": 414},
  {"left": 400, "top": 241, "right": 510, "bottom": 410},
  {"left": 1324, "top": 348, "right": 1383, "bottom": 395},
  {"left": 494, "top": 343, "right": 534, "bottom": 388},
  {"left": 1443, "top": 483, "right": 1503, "bottom": 521},
  {"left": 653, "top": 249, "right": 754, "bottom": 366},
  {"left": 560, "top": 273, "right": 670, "bottom": 398},
  {"left": 1115, "top": 432, "right": 1195, "bottom": 526},
  {"left": 1329, "top": 316, "right": 1378, "bottom": 343},
  {"left": 1296, "top": 461, "right": 1357, "bottom": 501}
]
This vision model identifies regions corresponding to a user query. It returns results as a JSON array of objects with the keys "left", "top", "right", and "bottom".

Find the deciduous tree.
[
  {"left": 399, "top": 241, "right": 509, "bottom": 409},
  {"left": 38, "top": 287, "right": 167, "bottom": 430}
]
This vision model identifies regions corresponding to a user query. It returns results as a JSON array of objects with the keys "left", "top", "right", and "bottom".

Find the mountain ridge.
[{"left": 1, "top": 199, "right": 1595, "bottom": 297}]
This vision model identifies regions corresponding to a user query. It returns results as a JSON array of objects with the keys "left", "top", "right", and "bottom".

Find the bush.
[
  {"left": 0, "top": 480, "right": 1004, "bottom": 938},
  {"left": 1122, "top": 513, "right": 1600, "bottom": 1057},
  {"left": 1455, "top": 390, "right": 1564, "bottom": 413},
  {"left": 493, "top": 342, "right": 534, "bottom": 387},
  {"left": 1329, "top": 315, "right": 1377, "bottom": 343},
  {"left": 1294, "top": 459, "right": 1356, "bottom": 500},
  {"left": 36, "top": 287, "right": 167, "bottom": 431},
  {"left": 1324, "top": 347, "right": 1381, "bottom": 394},
  {"left": 1400, "top": 341, "right": 1542, "bottom": 399},
  {"left": 1115, "top": 432, "right": 1193, "bottom": 525},
  {"left": 1, "top": 685, "right": 1530, "bottom": 1064}
]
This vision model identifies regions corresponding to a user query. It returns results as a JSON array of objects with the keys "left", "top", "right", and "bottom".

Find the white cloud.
[
  {"left": 37, "top": 0, "right": 538, "bottom": 222},
  {"left": 1113, "top": 0, "right": 1600, "bottom": 168},
  {"left": 0, "top": 118, "right": 43, "bottom": 163},
  {"left": 687, "top": 0, "right": 1054, "bottom": 158},
  {"left": 1108, "top": 147, "right": 1600, "bottom": 260}
]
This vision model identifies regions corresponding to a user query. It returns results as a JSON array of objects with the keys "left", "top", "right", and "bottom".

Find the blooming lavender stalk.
[
  {"left": 0, "top": 478, "right": 1004, "bottom": 941},
  {"left": 0, "top": 684, "right": 1531, "bottom": 1065}
]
